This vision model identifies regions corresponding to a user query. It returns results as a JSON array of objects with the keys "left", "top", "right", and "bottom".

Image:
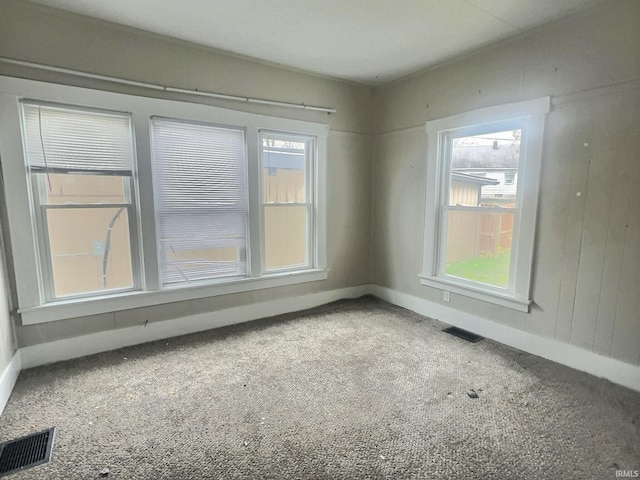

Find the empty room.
[{"left": 0, "top": 0, "right": 639, "bottom": 478}]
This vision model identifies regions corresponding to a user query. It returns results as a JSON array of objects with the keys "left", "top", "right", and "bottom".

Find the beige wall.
[
  {"left": 372, "top": 0, "right": 640, "bottom": 366},
  {"left": 0, "top": 0, "right": 374, "bottom": 347}
]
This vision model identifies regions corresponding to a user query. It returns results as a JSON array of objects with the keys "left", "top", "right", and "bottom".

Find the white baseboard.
[
  {"left": 370, "top": 285, "right": 640, "bottom": 393},
  {"left": 0, "top": 351, "right": 21, "bottom": 415},
  {"left": 20, "top": 285, "right": 370, "bottom": 369}
]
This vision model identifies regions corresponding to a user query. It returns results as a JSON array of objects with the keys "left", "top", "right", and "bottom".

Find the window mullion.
[
  {"left": 314, "top": 137, "right": 324, "bottom": 270},
  {"left": 305, "top": 202, "right": 312, "bottom": 268},
  {"left": 305, "top": 140, "right": 314, "bottom": 269},
  {"left": 246, "top": 127, "right": 262, "bottom": 278},
  {"left": 41, "top": 203, "right": 132, "bottom": 210},
  {"left": 132, "top": 114, "right": 160, "bottom": 291},
  {"left": 438, "top": 205, "right": 449, "bottom": 278},
  {"left": 123, "top": 200, "right": 141, "bottom": 292}
]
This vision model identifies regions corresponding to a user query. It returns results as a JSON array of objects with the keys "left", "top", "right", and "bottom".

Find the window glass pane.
[
  {"left": 264, "top": 205, "right": 308, "bottom": 270},
  {"left": 151, "top": 118, "right": 248, "bottom": 285},
  {"left": 262, "top": 138, "right": 306, "bottom": 203},
  {"left": 443, "top": 210, "right": 514, "bottom": 288},
  {"left": 46, "top": 207, "right": 133, "bottom": 297},
  {"left": 40, "top": 173, "right": 126, "bottom": 205},
  {"left": 157, "top": 211, "right": 246, "bottom": 283},
  {"left": 261, "top": 134, "right": 311, "bottom": 271},
  {"left": 450, "top": 129, "right": 521, "bottom": 207},
  {"left": 443, "top": 128, "right": 520, "bottom": 288}
]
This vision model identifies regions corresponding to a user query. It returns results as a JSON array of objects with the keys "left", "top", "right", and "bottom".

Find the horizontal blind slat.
[{"left": 22, "top": 103, "right": 134, "bottom": 171}]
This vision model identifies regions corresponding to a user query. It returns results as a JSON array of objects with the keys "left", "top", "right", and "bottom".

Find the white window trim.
[
  {"left": 420, "top": 97, "right": 550, "bottom": 313},
  {"left": 0, "top": 76, "right": 328, "bottom": 324},
  {"left": 18, "top": 269, "right": 327, "bottom": 324}
]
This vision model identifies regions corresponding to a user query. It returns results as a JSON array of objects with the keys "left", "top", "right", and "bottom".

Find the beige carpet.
[{"left": 1, "top": 297, "right": 639, "bottom": 479}]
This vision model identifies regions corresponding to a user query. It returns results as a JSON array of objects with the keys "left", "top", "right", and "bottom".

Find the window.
[
  {"left": 421, "top": 98, "right": 549, "bottom": 311},
  {"left": 504, "top": 171, "right": 515, "bottom": 185},
  {"left": 151, "top": 118, "right": 248, "bottom": 286},
  {"left": 443, "top": 128, "right": 520, "bottom": 289},
  {"left": 0, "top": 76, "right": 327, "bottom": 323},
  {"left": 21, "top": 102, "right": 138, "bottom": 299},
  {"left": 260, "top": 133, "right": 314, "bottom": 271}
]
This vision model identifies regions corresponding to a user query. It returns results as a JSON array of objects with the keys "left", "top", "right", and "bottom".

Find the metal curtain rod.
[{"left": 0, "top": 57, "right": 337, "bottom": 114}]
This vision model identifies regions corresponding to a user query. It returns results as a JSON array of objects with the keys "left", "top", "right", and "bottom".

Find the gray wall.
[
  {"left": 372, "top": 0, "right": 640, "bottom": 366},
  {"left": 0, "top": 0, "right": 374, "bottom": 347}
]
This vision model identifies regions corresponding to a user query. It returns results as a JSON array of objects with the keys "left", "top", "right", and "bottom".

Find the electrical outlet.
[
  {"left": 443, "top": 291, "right": 450, "bottom": 302},
  {"left": 92, "top": 240, "right": 105, "bottom": 256}
]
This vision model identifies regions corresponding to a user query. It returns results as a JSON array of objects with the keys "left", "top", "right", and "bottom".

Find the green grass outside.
[{"left": 444, "top": 250, "right": 511, "bottom": 288}]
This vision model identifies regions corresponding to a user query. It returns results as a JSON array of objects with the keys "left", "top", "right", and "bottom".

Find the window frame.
[
  {"left": 420, "top": 98, "right": 550, "bottom": 312},
  {"left": 21, "top": 101, "right": 142, "bottom": 301},
  {"left": 0, "top": 76, "right": 328, "bottom": 325},
  {"left": 436, "top": 119, "right": 524, "bottom": 295},
  {"left": 259, "top": 130, "right": 316, "bottom": 274}
]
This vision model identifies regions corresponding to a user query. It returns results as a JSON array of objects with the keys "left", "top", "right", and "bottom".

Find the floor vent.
[
  {"left": 443, "top": 326, "right": 484, "bottom": 343},
  {"left": 0, "top": 427, "right": 55, "bottom": 477}
]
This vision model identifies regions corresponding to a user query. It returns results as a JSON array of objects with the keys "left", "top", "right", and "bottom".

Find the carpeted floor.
[{"left": 1, "top": 297, "right": 639, "bottom": 479}]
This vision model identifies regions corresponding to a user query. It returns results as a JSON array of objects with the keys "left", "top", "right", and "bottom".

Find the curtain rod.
[{"left": 0, "top": 57, "right": 337, "bottom": 114}]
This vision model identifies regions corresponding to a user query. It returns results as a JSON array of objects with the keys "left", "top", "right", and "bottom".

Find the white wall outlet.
[
  {"left": 92, "top": 240, "right": 105, "bottom": 256},
  {"left": 443, "top": 291, "right": 451, "bottom": 302}
]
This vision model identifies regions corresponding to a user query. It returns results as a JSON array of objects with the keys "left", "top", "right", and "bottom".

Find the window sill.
[
  {"left": 419, "top": 275, "right": 531, "bottom": 313},
  {"left": 19, "top": 269, "right": 328, "bottom": 325}
]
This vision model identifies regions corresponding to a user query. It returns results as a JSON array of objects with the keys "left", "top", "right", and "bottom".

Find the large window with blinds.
[
  {"left": 0, "top": 77, "right": 327, "bottom": 323},
  {"left": 151, "top": 118, "right": 248, "bottom": 285},
  {"left": 21, "top": 102, "right": 138, "bottom": 299}
]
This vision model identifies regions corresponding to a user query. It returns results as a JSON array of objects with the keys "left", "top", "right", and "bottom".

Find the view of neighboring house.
[
  {"left": 451, "top": 131, "right": 520, "bottom": 207},
  {"left": 454, "top": 168, "right": 518, "bottom": 206},
  {"left": 450, "top": 171, "right": 499, "bottom": 206},
  {"left": 443, "top": 131, "right": 520, "bottom": 283}
]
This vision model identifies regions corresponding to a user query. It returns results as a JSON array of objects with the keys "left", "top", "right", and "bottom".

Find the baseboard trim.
[
  {"left": 369, "top": 285, "right": 640, "bottom": 393},
  {"left": 20, "top": 285, "right": 370, "bottom": 369},
  {"left": 0, "top": 351, "right": 21, "bottom": 415}
]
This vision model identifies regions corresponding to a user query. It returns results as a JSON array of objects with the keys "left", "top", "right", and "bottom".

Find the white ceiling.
[{"left": 31, "top": 0, "right": 602, "bottom": 85}]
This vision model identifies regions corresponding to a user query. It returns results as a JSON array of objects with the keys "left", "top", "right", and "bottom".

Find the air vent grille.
[
  {"left": 443, "top": 326, "right": 484, "bottom": 343},
  {"left": 0, "top": 427, "right": 55, "bottom": 477}
]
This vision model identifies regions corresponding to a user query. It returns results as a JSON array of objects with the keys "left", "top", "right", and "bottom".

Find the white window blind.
[
  {"left": 22, "top": 103, "right": 134, "bottom": 174},
  {"left": 151, "top": 117, "right": 248, "bottom": 286}
]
